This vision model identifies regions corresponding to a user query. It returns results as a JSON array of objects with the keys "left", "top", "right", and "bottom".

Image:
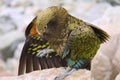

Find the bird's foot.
[
  {"left": 55, "top": 68, "right": 76, "bottom": 80},
  {"left": 36, "top": 49, "right": 54, "bottom": 57}
]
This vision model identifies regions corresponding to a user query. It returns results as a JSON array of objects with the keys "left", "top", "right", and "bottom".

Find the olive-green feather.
[
  {"left": 36, "top": 6, "right": 110, "bottom": 70},
  {"left": 88, "top": 23, "right": 110, "bottom": 43}
]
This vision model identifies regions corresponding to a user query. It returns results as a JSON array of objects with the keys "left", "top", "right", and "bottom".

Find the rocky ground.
[
  {"left": 0, "top": 68, "right": 91, "bottom": 80},
  {"left": 0, "top": 0, "right": 120, "bottom": 80}
]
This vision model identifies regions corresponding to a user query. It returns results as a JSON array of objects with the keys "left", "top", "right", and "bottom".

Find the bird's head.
[{"left": 36, "top": 6, "right": 68, "bottom": 37}]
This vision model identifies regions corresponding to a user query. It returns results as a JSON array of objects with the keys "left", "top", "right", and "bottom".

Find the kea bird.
[
  {"left": 19, "top": 6, "right": 109, "bottom": 80},
  {"left": 35, "top": 6, "right": 109, "bottom": 80}
]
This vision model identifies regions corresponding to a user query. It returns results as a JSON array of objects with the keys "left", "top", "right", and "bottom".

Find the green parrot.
[
  {"left": 18, "top": 17, "right": 67, "bottom": 75},
  {"left": 35, "top": 6, "right": 109, "bottom": 80}
]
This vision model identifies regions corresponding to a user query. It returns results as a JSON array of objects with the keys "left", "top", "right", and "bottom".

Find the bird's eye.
[{"left": 44, "top": 26, "right": 47, "bottom": 29}]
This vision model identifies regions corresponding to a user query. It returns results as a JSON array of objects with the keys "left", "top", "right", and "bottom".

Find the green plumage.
[
  {"left": 36, "top": 6, "right": 109, "bottom": 79},
  {"left": 63, "top": 15, "right": 105, "bottom": 67}
]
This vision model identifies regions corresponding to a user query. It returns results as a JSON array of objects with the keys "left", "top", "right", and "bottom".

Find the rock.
[
  {"left": 0, "top": 16, "right": 16, "bottom": 35},
  {"left": 0, "top": 59, "right": 6, "bottom": 73},
  {"left": 6, "top": 58, "right": 19, "bottom": 75},
  {"left": 115, "top": 73, "right": 120, "bottom": 80},
  {"left": 0, "top": 30, "right": 24, "bottom": 60},
  {"left": 0, "top": 68, "right": 91, "bottom": 80},
  {"left": 0, "top": 59, "right": 14, "bottom": 76},
  {"left": 91, "top": 6, "right": 120, "bottom": 80},
  {"left": 69, "top": 2, "right": 111, "bottom": 22},
  {"left": 112, "top": 36, "right": 120, "bottom": 78},
  {"left": 0, "top": 54, "right": 19, "bottom": 76},
  {"left": 97, "top": 0, "right": 120, "bottom": 6},
  {"left": 0, "top": 0, "right": 3, "bottom": 6},
  {"left": 84, "top": 2, "right": 111, "bottom": 22},
  {"left": 14, "top": 42, "right": 24, "bottom": 59},
  {"left": 3, "top": 0, "right": 32, "bottom": 7}
]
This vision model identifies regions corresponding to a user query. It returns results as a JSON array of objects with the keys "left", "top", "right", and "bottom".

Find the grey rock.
[
  {"left": 0, "top": 68, "right": 91, "bottom": 80},
  {"left": 97, "top": 0, "right": 120, "bottom": 6},
  {"left": 0, "top": 30, "right": 24, "bottom": 60},
  {"left": 115, "top": 73, "right": 120, "bottom": 80},
  {"left": 92, "top": 6, "right": 120, "bottom": 80},
  {"left": 0, "top": 16, "right": 16, "bottom": 35}
]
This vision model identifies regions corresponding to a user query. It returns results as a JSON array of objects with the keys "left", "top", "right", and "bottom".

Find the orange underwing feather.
[
  {"left": 25, "top": 17, "right": 37, "bottom": 37},
  {"left": 30, "top": 25, "right": 38, "bottom": 36}
]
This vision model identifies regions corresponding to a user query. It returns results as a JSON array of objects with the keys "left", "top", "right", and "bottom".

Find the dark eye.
[{"left": 44, "top": 26, "right": 47, "bottom": 29}]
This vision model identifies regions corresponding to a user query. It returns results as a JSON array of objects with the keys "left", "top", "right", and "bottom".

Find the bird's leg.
[
  {"left": 36, "top": 48, "right": 55, "bottom": 57},
  {"left": 55, "top": 67, "right": 76, "bottom": 80},
  {"left": 55, "top": 59, "right": 90, "bottom": 80},
  {"left": 73, "top": 59, "right": 91, "bottom": 69}
]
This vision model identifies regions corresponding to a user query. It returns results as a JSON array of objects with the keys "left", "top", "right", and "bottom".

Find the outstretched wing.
[{"left": 18, "top": 17, "right": 67, "bottom": 75}]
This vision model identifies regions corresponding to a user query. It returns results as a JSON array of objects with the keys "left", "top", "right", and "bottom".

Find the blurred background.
[{"left": 0, "top": 0, "right": 120, "bottom": 76}]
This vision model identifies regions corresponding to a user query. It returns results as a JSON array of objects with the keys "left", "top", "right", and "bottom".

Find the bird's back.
[{"left": 67, "top": 22, "right": 101, "bottom": 61}]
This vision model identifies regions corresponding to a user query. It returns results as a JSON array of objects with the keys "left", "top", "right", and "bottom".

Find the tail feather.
[{"left": 89, "top": 23, "right": 110, "bottom": 43}]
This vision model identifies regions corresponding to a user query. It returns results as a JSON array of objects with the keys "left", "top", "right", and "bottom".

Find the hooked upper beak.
[{"left": 36, "top": 29, "right": 41, "bottom": 35}]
